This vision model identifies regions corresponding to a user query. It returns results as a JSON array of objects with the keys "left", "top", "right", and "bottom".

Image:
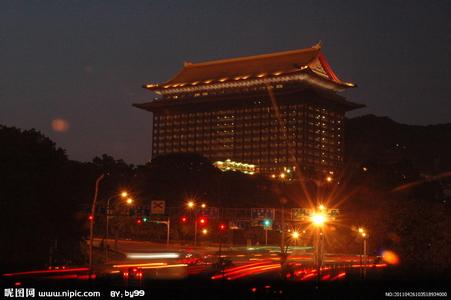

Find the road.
[
  {"left": 2, "top": 239, "right": 389, "bottom": 299},
  {"left": 90, "top": 238, "right": 386, "bottom": 283}
]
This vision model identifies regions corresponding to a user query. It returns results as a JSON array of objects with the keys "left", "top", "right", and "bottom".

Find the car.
[
  {"left": 122, "top": 267, "right": 143, "bottom": 282},
  {"left": 179, "top": 252, "right": 203, "bottom": 265}
]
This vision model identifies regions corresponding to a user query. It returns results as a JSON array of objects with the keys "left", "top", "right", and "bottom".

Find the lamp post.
[
  {"left": 186, "top": 200, "right": 206, "bottom": 247},
  {"left": 89, "top": 173, "right": 105, "bottom": 277},
  {"left": 311, "top": 205, "right": 328, "bottom": 287},
  {"left": 358, "top": 227, "right": 368, "bottom": 279},
  {"left": 105, "top": 192, "right": 133, "bottom": 262}
]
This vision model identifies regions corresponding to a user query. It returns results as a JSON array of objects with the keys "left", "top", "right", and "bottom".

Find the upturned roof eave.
[{"left": 143, "top": 67, "right": 355, "bottom": 95}]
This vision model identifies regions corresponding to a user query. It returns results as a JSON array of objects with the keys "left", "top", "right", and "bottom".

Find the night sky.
[{"left": 1, "top": 1, "right": 450, "bottom": 164}]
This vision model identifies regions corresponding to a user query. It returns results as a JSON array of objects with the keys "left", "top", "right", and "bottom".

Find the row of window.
[
  {"left": 153, "top": 145, "right": 342, "bottom": 157},
  {"left": 156, "top": 114, "right": 342, "bottom": 126},
  {"left": 154, "top": 104, "right": 343, "bottom": 120}
]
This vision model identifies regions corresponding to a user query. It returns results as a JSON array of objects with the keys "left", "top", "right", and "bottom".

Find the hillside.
[{"left": 345, "top": 115, "right": 451, "bottom": 175}]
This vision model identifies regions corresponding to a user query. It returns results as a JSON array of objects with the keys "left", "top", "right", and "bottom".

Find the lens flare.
[
  {"left": 51, "top": 118, "right": 69, "bottom": 132},
  {"left": 311, "top": 213, "right": 326, "bottom": 226},
  {"left": 381, "top": 250, "right": 400, "bottom": 265}
]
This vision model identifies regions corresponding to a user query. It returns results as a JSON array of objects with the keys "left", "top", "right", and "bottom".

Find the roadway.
[{"left": 2, "top": 239, "right": 389, "bottom": 299}]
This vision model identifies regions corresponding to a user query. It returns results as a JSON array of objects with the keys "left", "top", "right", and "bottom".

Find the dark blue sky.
[{"left": 1, "top": 1, "right": 450, "bottom": 164}]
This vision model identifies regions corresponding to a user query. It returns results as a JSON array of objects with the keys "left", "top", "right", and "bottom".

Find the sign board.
[
  {"left": 291, "top": 208, "right": 312, "bottom": 220},
  {"left": 151, "top": 200, "right": 165, "bottom": 215},
  {"left": 199, "top": 207, "right": 219, "bottom": 219},
  {"left": 251, "top": 208, "right": 275, "bottom": 220},
  {"left": 291, "top": 208, "right": 340, "bottom": 221},
  {"left": 329, "top": 209, "right": 340, "bottom": 217},
  {"left": 223, "top": 208, "right": 251, "bottom": 220},
  {"left": 229, "top": 220, "right": 249, "bottom": 230}
]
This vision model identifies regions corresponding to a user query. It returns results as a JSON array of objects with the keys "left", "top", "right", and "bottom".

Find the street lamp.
[
  {"left": 311, "top": 213, "right": 326, "bottom": 226},
  {"left": 105, "top": 191, "right": 133, "bottom": 262},
  {"left": 290, "top": 231, "right": 300, "bottom": 247},
  {"left": 186, "top": 199, "right": 207, "bottom": 246},
  {"left": 89, "top": 174, "right": 105, "bottom": 277},
  {"left": 358, "top": 227, "right": 369, "bottom": 279},
  {"left": 310, "top": 208, "right": 328, "bottom": 287}
]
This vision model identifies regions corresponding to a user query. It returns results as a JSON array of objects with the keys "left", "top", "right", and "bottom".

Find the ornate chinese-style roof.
[{"left": 143, "top": 44, "right": 355, "bottom": 93}]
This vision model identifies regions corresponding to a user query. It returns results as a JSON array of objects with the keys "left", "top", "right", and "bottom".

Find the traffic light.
[
  {"left": 180, "top": 216, "right": 188, "bottom": 223},
  {"left": 263, "top": 219, "right": 272, "bottom": 228},
  {"left": 136, "top": 218, "right": 142, "bottom": 225},
  {"left": 198, "top": 217, "right": 207, "bottom": 226},
  {"left": 219, "top": 223, "right": 227, "bottom": 231},
  {"left": 88, "top": 215, "right": 94, "bottom": 221},
  {"left": 142, "top": 217, "right": 149, "bottom": 223}
]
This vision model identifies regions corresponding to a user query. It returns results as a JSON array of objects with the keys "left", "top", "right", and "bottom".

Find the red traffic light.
[
  {"left": 180, "top": 216, "right": 188, "bottom": 223},
  {"left": 88, "top": 215, "right": 94, "bottom": 221},
  {"left": 136, "top": 218, "right": 142, "bottom": 225},
  {"left": 219, "top": 223, "right": 227, "bottom": 231},
  {"left": 198, "top": 217, "right": 207, "bottom": 226}
]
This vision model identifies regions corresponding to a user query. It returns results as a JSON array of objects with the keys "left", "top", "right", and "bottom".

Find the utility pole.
[
  {"left": 194, "top": 215, "right": 198, "bottom": 247},
  {"left": 89, "top": 173, "right": 105, "bottom": 277},
  {"left": 363, "top": 235, "right": 368, "bottom": 279},
  {"left": 280, "top": 203, "right": 287, "bottom": 277},
  {"left": 280, "top": 205, "right": 286, "bottom": 252},
  {"left": 166, "top": 217, "right": 170, "bottom": 247}
]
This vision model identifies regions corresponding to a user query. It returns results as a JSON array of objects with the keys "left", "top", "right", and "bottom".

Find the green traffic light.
[
  {"left": 263, "top": 219, "right": 272, "bottom": 227},
  {"left": 143, "top": 217, "right": 148, "bottom": 222}
]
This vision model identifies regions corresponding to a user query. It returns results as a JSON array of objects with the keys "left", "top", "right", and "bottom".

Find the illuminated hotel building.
[{"left": 134, "top": 44, "right": 363, "bottom": 176}]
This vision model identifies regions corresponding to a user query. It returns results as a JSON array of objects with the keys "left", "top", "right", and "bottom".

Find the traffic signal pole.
[
  {"left": 166, "top": 217, "right": 170, "bottom": 247},
  {"left": 194, "top": 217, "right": 198, "bottom": 247}
]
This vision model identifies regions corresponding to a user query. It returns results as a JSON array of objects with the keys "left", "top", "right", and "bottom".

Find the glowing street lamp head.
[
  {"left": 126, "top": 198, "right": 133, "bottom": 205},
  {"left": 318, "top": 204, "right": 326, "bottom": 211},
  {"left": 202, "top": 228, "right": 208, "bottom": 235},
  {"left": 311, "top": 213, "right": 326, "bottom": 226},
  {"left": 201, "top": 203, "right": 206, "bottom": 209},
  {"left": 121, "top": 191, "right": 128, "bottom": 198},
  {"left": 326, "top": 176, "right": 333, "bottom": 183},
  {"left": 291, "top": 231, "right": 300, "bottom": 239},
  {"left": 358, "top": 227, "right": 368, "bottom": 237},
  {"left": 187, "top": 201, "right": 195, "bottom": 209}
]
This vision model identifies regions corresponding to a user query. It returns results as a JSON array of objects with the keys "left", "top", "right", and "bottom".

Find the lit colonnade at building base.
[{"left": 134, "top": 43, "right": 363, "bottom": 178}]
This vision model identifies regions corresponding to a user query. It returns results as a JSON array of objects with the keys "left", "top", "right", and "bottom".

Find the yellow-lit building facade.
[{"left": 134, "top": 44, "right": 363, "bottom": 177}]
